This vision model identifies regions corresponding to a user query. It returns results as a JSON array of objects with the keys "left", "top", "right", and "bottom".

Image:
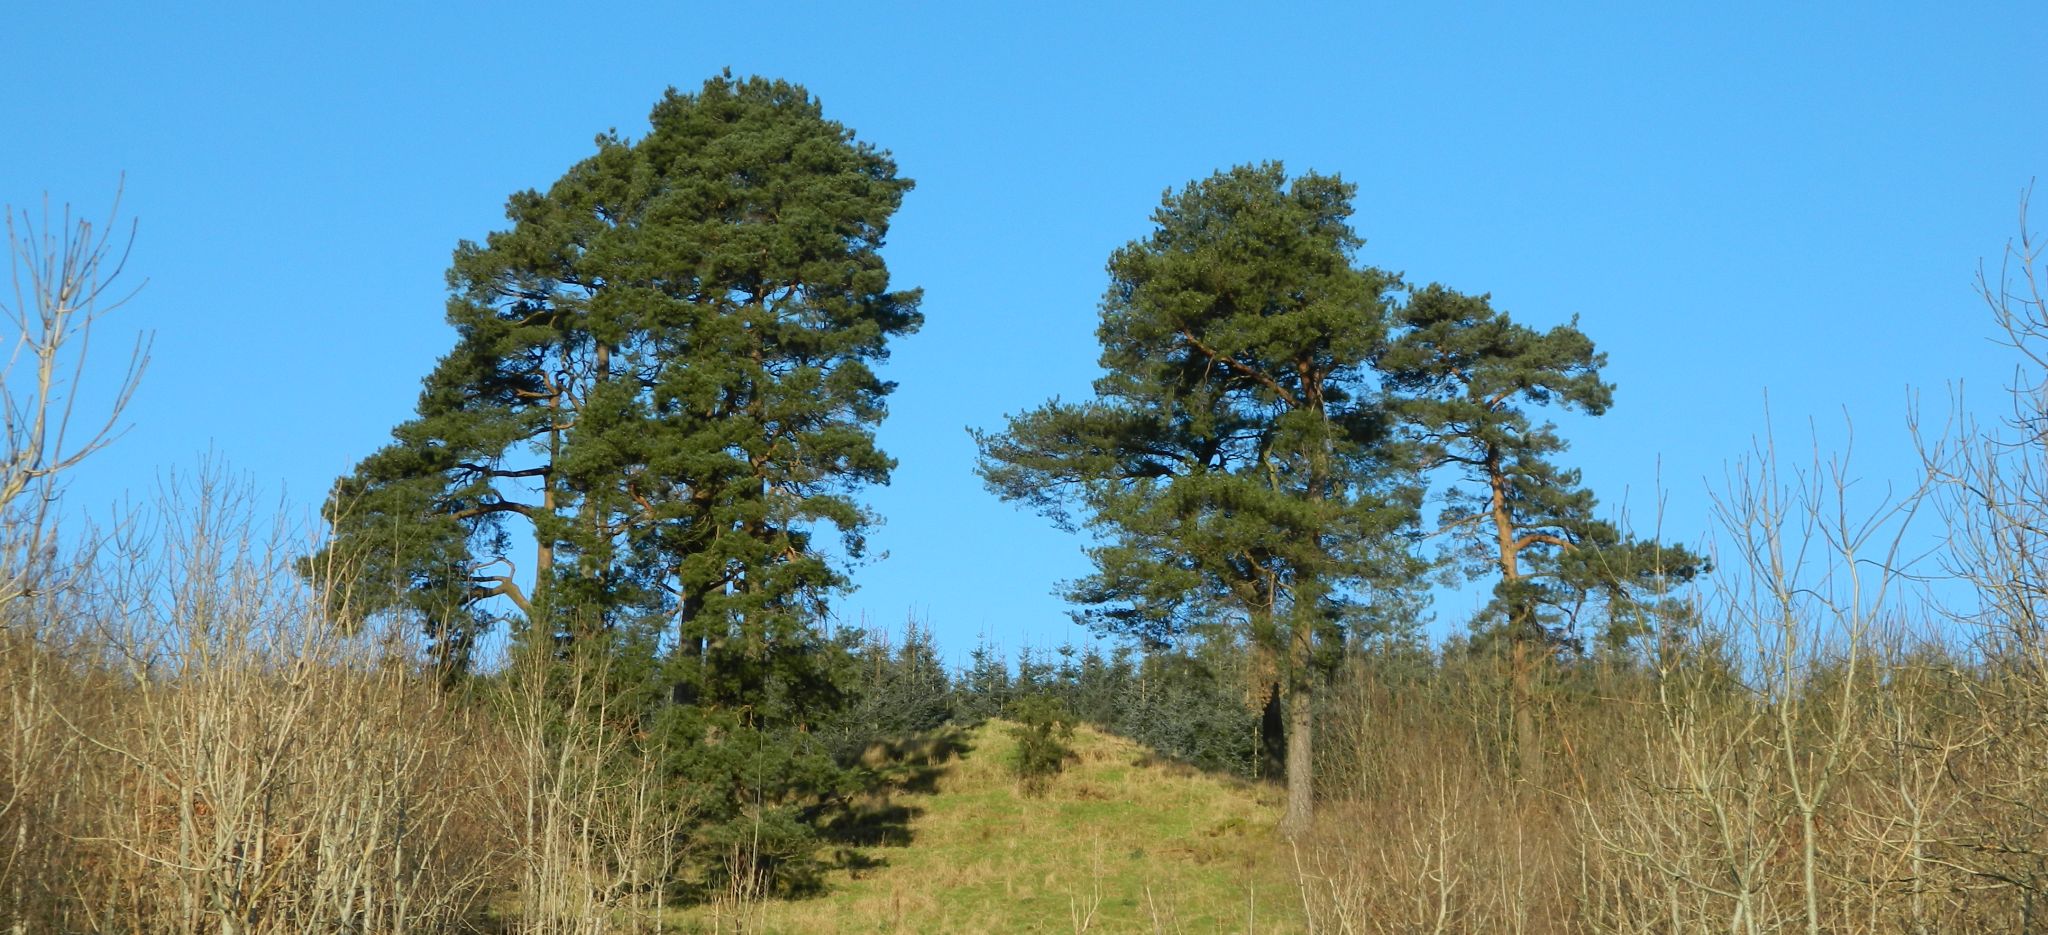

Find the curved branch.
[
  {"left": 1178, "top": 328, "right": 1301, "bottom": 408},
  {"left": 449, "top": 499, "right": 539, "bottom": 521},
  {"left": 1514, "top": 531, "right": 1574, "bottom": 552},
  {"left": 468, "top": 575, "right": 532, "bottom": 614}
]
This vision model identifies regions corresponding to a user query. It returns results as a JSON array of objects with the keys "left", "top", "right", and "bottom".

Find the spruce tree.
[{"left": 975, "top": 163, "right": 1420, "bottom": 835}]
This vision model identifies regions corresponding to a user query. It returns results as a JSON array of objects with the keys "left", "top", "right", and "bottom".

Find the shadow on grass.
[{"left": 813, "top": 724, "right": 974, "bottom": 871}]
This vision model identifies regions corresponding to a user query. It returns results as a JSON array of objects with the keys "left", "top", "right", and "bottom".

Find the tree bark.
[
  {"left": 1281, "top": 624, "right": 1315, "bottom": 837},
  {"left": 1485, "top": 441, "right": 1543, "bottom": 779},
  {"left": 1511, "top": 639, "right": 1542, "bottom": 783},
  {"left": 535, "top": 366, "right": 559, "bottom": 604}
]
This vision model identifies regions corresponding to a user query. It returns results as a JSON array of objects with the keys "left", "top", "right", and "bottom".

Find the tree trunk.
[
  {"left": 1282, "top": 673, "right": 1315, "bottom": 837},
  {"left": 1511, "top": 639, "right": 1542, "bottom": 784},
  {"left": 1485, "top": 441, "right": 1544, "bottom": 779},
  {"left": 1281, "top": 621, "right": 1315, "bottom": 837},
  {"left": 534, "top": 360, "right": 560, "bottom": 631},
  {"left": 680, "top": 588, "right": 706, "bottom": 664},
  {"left": 1281, "top": 383, "right": 1331, "bottom": 838}
]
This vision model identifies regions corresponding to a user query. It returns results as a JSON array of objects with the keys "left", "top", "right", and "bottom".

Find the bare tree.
[
  {"left": 0, "top": 187, "right": 148, "bottom": 933},
  {"left": 1915, "top": 184, "right": 2048, "bottom": 922},
  {"left": 0, "top": 186, "right": 148, "bottom": 618}
]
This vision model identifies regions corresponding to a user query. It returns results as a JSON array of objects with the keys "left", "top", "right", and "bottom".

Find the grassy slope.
[{"left": 680, "top": 721, "right": 1306, "bottom": 933}]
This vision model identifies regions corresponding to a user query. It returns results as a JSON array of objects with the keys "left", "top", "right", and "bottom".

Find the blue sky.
[{"left": 4, "top": 2, "right": 2041, "bottom": 662}]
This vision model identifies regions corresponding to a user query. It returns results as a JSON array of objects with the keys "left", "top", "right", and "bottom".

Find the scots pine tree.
[
  {"left": 1379, "top": 284, "right": 1701, "bottom": 770},
  {"left": 313, "top": 73, "right": 920, "bottom": 884},
  {"left": 319, "top": 71, "right": 916, "bottom": 662},
  {"left": 975, "top": 163, "right": 1421, "bottom": 835}
]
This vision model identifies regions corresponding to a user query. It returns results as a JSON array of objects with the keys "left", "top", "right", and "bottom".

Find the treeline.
[
  {"left": 7, "top": 68, "right": 2048, "bottom": 933},
  {"left": 854, "top": 627, "right": 1271, "bottom": 780}
]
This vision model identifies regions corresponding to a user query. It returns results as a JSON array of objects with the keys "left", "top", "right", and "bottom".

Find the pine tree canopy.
[
  {"left": 974, "top": 162, "right": 1425, "bottom": 834},
  {"left": 976, "top": 163, "right": 1421, "bottom": 649},
  {"left": 1380, "top": 284, "right": 1702, "bottom": 652},
  {"left": 311, "top": 73, "right": 921, "bottom": 676}
]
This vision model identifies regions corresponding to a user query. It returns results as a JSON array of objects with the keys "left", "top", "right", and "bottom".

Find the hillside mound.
[{"left": 684, "top": 720, "right": 1305, "bottom": 933}]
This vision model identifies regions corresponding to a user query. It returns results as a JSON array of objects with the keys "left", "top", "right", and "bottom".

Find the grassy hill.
[{"left": 675, "top": 721, "right": 1306, "bottom": 933}]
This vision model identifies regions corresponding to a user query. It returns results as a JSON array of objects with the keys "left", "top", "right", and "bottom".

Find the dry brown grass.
[
  {"left": 0, "top": 469, "right": 691, "bottom": 934},
  {"left": 0, "top": 471, "right": 505, "bottom": 933},
  {"left": 1292, "top": 301, "right": 2048, "bottom": 933}
]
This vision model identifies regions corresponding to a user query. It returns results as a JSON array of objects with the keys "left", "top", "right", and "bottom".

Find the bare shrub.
[
  {"left": 5, "top": 464, "right": 703, "bottom": 933},
  {"left": 31, "top": 466, "right": 500, "bottom": 933},
  {"left": 0, "top": 187, "right": 151, "bottom": 933},
  {"left": 1295, "top": 194, "right": 2048, "bottom": 934},
  {"left": 1918, "top": 186, "right": 2048, "bottom": 923},
  {"left": 491, "top": 643, "right": 690, "bottom": 935}
]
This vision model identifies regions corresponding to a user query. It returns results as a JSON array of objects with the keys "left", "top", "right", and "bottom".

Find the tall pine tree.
[
  {"left": 1379, "top": 284, "right": 1701, "bottom": 772},
  {"left": 976, "top": 164, "right": 1420, "bottom": 834},
  {"left": 318, "top": 72, "right": 917, "bottom": 667},
  {"left": 313, "top": 73, "right": 920, "bottom": 883}
]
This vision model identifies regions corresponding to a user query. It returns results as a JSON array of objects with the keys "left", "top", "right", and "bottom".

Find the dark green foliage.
[
  {"left": 827, "top": 622, "right": 956, "bottom": 762},
  {"left": 947, "top": 639, "right": 1266, "bottom": 780},
  {"left": 975, "top": 165, "right": 1420, "bottom": 650},
  {"left": 667, "top": 705, "right": 852, "bottom": 896},
  {"left": 696, "top": 799, "right": 831, "bottom": 898},
  {"left": 656, "top": 621, "right": 865, "bottom": 893},
  {"left": 1114, "top": 646, "right": 1265, "bottom": 778},
  {"left": 954, "top": 641, "right": 1014, "bottom": 723},
  {"left": 1005, "top": 693, "right": 1076, "bottom": 793},
  {"left": 1379, "top": 285, "right": 1703, "bottom": 655},
  {"left": 310, "top": 73, "right": 920, "bottom": 897},
  {"left": 314, "top": 70, "right": 918, "bottom": 664},
  {"left": 974, "top": 162, "right": 1425, "bottom": 830},
  {"left": 1054, "top": 643, "right": 1133, "bottom": 726}
]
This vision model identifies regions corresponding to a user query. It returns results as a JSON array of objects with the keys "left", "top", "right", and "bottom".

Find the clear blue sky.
[{"left": 5, "top": 2, "right": 2041, "bottom": 661}]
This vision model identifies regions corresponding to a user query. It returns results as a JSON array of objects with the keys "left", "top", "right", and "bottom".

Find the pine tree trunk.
[
  {"left": 680, "top": 588, "right": 705, "bottom": 665},
  {"left": 1485, "top": 440, "right": 1544, "bottom": 780},
  {"left": 1283, "top": 674, "right": 1314, "bottom": 837},
  {"left": 1512, "top": 639, "right": 1541, "bottom": 784},
  {"left": 535, "top": 362, "right": 560, "bottom": 626},
  {"left": 1281, "top": 620, "right": 1315, "bottom": 837}
]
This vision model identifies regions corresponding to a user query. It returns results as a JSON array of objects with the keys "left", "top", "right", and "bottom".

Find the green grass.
[{"left": 675, "top": 721, "right": 1306, "bottom": 933}]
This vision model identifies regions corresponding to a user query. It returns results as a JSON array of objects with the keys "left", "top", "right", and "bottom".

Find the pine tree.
[
  {"left": 315, "top": 71, "right": 917, "bottom": 668},
  {"left": 1379, "top": 284, "right": 1701, "bottom": 772},
  {"left": 956, "top": 642, "right": 1014, "bottom": 723},
  {"left": 312, "top": 73, "right": 920, "bottom": 887},
  {"left": 975, "top": 163, "right": 1421, "bottom": 834}
]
